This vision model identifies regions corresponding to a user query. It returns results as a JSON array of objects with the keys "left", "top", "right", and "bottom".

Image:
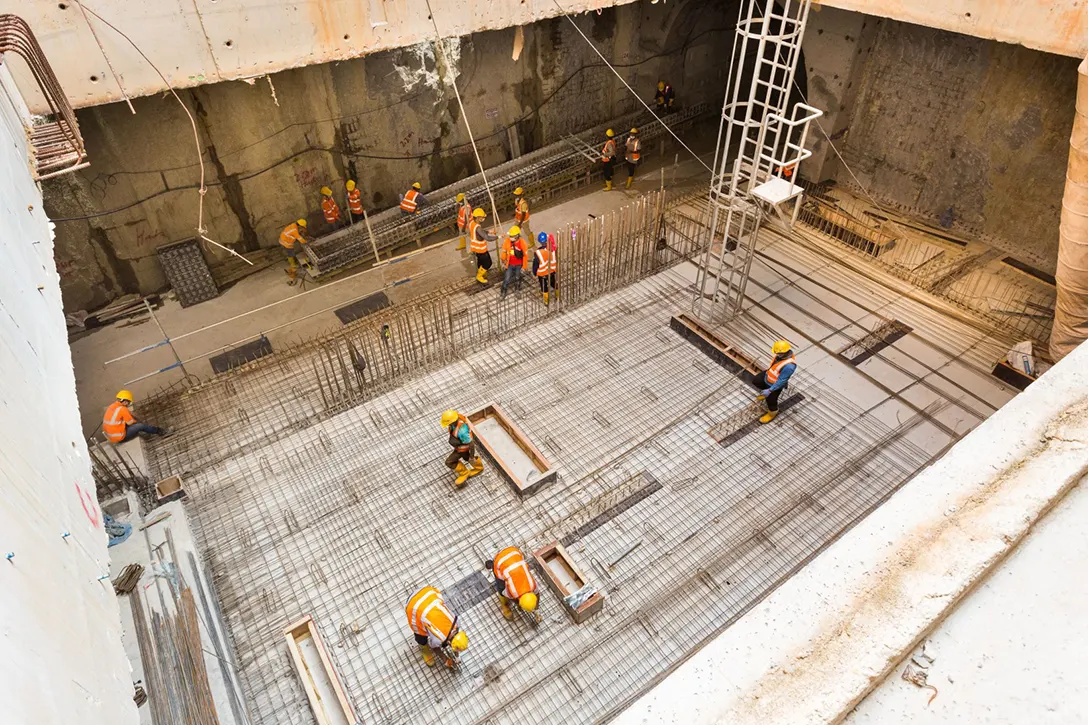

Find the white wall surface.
[{"left": 0, "top": 66, "right": 138, "bottom": 725}]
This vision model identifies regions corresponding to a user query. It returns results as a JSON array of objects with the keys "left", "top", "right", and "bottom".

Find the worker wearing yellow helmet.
[
  {"left": 654, "top": 80, "right": 675, "bottom": 113},
  {"left": 405, "top": 586, "right": 469, "bottom": 668},
  {"left": 753, "top": 339, "right": 797, "bottom": 424},
  {"left": 344, "top": 179, "right": 364, "bottom": 224},
  {"left": 499, "top": 225, "right": 528, "bottom": 298},
  {"left": 468, "top": 208, "right": 496, "bottom": 284},
  {"left": 278, "top": 218, "right": 309, "bottom": 285},
  {"left": 488, "top": 546, "right": 541, "bottom": 623},
  {"left": 441, "top": 409, "right": 484, "bottom": 486},
  {"left": 319, "top": 186, "right": 342, "bottom": 229},
  {"left": 102, "top": 390, "right": 170, "bottom": 443},
  {"left": 601, "top": 128, "right": 617, "bottom": 190},
  {"left": 512, "top": 186, "right": 531, "bottom": 243},
  {"left": 625, "top": 127, "right": 642, "bottom": 189},
  {"left": 454, "top": 192, "right": 472, "bottom": 251},
  {"left": 400, "top": 181, "right": 426, "bottom": 214}
]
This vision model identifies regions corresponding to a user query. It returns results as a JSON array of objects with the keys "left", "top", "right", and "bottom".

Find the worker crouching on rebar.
[
  {"left": 487, "top": 546, "right": 540, "bottom": 622},
  {"left": 500, "top": 226, "right": 528, "bottom": 298},
  {"left": 753, "top": 339, "right": 797, "bottom": 424},
  {"left": 279, "top": 218, "right": 309, "bottom": 285},
  {"left": 468, "top": 208, "right": 496, "bottom": 284},
  {"left": 441, "top": 409, "right": 484, "bottom": 486},
  {"left": 625, "top": 127, "right": 641, "bottom": 189},
  {"left": 405, "top": 586, "right": 469, "bottom": 669},
  {"left": 103, "top": 390, "right": 170, "bottom": 443},
  {"left": 533, "top": 232, "right": 557, "bottom": 305},
  {"left": 320, "top": 186, "right": 342, "bottom": 230},
  {"left": 400, "top": 182, "right": 426, "bottom": 214}
]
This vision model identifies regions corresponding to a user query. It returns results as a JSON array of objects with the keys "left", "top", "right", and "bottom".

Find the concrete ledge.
[{"left": 614, "top": 340, "right": 1088, "bottom": 725}]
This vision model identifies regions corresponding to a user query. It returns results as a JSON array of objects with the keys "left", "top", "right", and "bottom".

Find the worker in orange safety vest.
[
  {"left": 601, "top": 129, "right": 617, "bottom": 191},
  {"left": 753, "top": 339, "right": 797, "bottom": 424},
  {"left": 499, "top": 226, "right": 528, "bottom": 298},
  {"left": 455, "top": 193, "right": 471, "bottom": 251},
  {"left": 405, "top": 586, "right": 469, "bottom": 668},
  {"left": 625, "top": 127, "right": 641, "bottom": 189},
  {"left": 102, "top": 390, "right": 169, "bottom": 443},
  {"left": 400, "top": 182, "right": 426, "bottom": 214},
  {"left": 532, "top": 232, "right": 557, "bottom": 305},
  {"left": 513, "top": 186, "right": 531, "bottom": 244},
  {"left": 487, "top": 546, "right": 540, "bottom": 621},
  {"left": 345, "top": 180, "right": 364, "bottom": 224},
  {"left": 320, "top": 186, "right": 341, "bottom": 229},
  {"left": 279, "top": 218, "right": 309, "bottom": 284},
  {"left": 468, "top": 208, "right": 496, "bottom": 284}
]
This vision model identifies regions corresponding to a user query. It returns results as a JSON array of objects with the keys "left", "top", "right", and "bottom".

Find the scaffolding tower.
[{"left": 693, "top": 0, "right": 822, "bottom": 323}]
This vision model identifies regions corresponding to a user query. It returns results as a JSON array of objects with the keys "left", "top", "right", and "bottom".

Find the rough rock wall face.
[{"left": 838, "top": 20, "right": 1080, "bottom": 272}]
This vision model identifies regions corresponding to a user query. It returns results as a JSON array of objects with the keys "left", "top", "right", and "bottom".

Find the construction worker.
[
  {"left": 455, "top": 193, "right": 471, "bottom": 251},
  {"left": 487, "top": 546, "right": 539, "bottom": 621},
  {"left": 513, "top": 187, "right": 531, "bottom": 243},
  {"left": 753, "top": 339, "right": 797, "bottom": 424},
  {"left": 345, "top": 180, "right": 364, "bottom": 224},
  {"left": 320, "top": 186, "right": 342, "bottom": 229},
  {"left": 533, "top": 232, "right": 556, "bottom": 305},
  {"left": 441, "top": 409, "right": 484, "bottom": 485},
  {"left": 400, "top": 182, "right": 426, "bottom": 214},
  {"left": 601, "top": 129, "right": 617, "bottom": 191},
  {"left": 103, "top": 390, "right": 169, "bottom": 443},
  {"left": 468, "top": 208, "right": 496, "bottom": 284},
  {"left": 625, "top": 127, "right": 641, "bottom": 189},
  {"left": 405, "top": 586, "right": 469, "bottom": 668},
  {"left": 500, "top": 226, "right": 528, "bottom": 298},
  {"left": 654, "top": 80, "right": 675, "bottom": 113},
  {"left": 279, "top": 218, "right": 309, "bottom": 285}
]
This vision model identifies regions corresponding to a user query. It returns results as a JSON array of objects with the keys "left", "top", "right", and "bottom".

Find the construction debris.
[{"left": 112, "top": 563, "right": 144, "bottom": 595}]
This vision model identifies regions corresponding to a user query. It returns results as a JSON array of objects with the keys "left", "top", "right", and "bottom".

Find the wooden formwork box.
[
  {"left": 466, "top": 403, "right": 557, "bottom": 496},
  {"left": 283, "top": 616, "right": 360, "bottom": 725},
  {"left": 532, "top": 542, "right": 605, "bottom": 624}
]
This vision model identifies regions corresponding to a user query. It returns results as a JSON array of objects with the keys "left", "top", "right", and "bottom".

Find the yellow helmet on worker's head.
[
  {"left": 116, "top": 389, "right": 134, "bottom": 403},
  {"left": 606, "top": 128, "right": 614, "bottom": 138},
  {"left": 518, "top": 592, "right": 538, "bottom": 612},
  {"left": 472, "top": 207, "right": 486, "bottom": 218},
  {"left": 412, "top": 182, "right": 422, "bottom": 190},
  {"left": 346, "top": 180, "right": 356, "bottom": 191},
  {"left": 456, "top": 192, "right": 465, "bottom": 202},
  {"left": 630, "top": 127, "right": 639, "bottom": 134},
  {"left": 440, "top": 409, "right": 460, "bottom": 428},
  {"left": 772, "top": 339, "right": 792, "bottom": 355},
  {"left": 320, "top": 186, "right": 332, "bottom": 196},
  {"left": 658, "top": 81, "right": 665, "bottom": 91},
  {"left": 508, "top": 226, "right": 521, "bottom": 237},
  {"left": 513, "top": 187, "right": 524, "bottom": 196},
  {"left": 297, "top": 219, "right": 307, "bottom": 227},
  {"left": 450, "top": 630, "right": 469, "bottom": 652}
]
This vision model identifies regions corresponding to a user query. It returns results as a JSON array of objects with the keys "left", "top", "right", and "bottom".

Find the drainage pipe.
[{"left": 1051, "top": 56, "right": 1088, "bottom": 361}]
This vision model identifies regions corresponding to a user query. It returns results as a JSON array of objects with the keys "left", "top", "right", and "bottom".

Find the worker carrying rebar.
[
  {"left": 400, "top": 182, "right": 426, "bottom": 214},
  {"left": 279, "top": 218, "right": 309, "bottom": 285},
  {"left": 500, "top": 226, "right": 528, "bottom": 298},
  {"left": 468, "top": 208, "right": 496, "bottom": 284},
  {"left": 405, "top": 586, "right": 469, "bottom": 669},
  {"left": 455, "top": 193, "right": 471, "bottom": 251},
  {"left": 601, "top": 129, "right": 617, "bottom": 191},
  {"left": 655, "top": 81, "right": 675, "bottom": 113},
  {"left": 625, "top": 128, "right": 641, "bottom": 189},
  {"left": 345, "top": 180, "right": 364, "bottom": 223},
  {"left": 487, "top": 546, "right": 540, "bottom": 621},
  {"left": 513, "top": 187, "right": 531, "bottom": 243},
  {"left": 320, "top": 186, "right": 342, "bottom": 229},
  {"left": 103, "top": 390, "right": 169, "bottom": 443},
  {"left": 441, "top": 409, "right": 485, "bottom": 486},
  {"left": 753, "top": 339, "right": 797, "bottom": 424},
  {"left": 533, "top": 231, "right": 557, "bottom": 305}
]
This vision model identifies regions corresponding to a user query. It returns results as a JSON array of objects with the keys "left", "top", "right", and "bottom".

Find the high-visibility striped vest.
[
  {"left": 514, "top": 197, "right": 529, "bottom": 224},
  {"left": 469, "top": 220, "right": 489, "bottom": 253},
  {"left": 406, "top": 586, "right": 456, "bottom": 643},
  {"left": 279, "top": 223, "right": 304, "bottom": 248},
  {"left": 321, "top": 196, "right": 340, "bottom": 223},
  {"left": 457, "top": 202, "right": 471, "bottom": 231},
  {"left": 535, "top": 249, "right": 555, "bottom": 277},
  {"left": 626, "top": 137, "right": 641, "bottom": 163},
  {"left": 765, "top": 354, "right": 796, "bottom": 384},
  {"left": 493, "top": 547, "right": 536, "bottom": 600},
  {"left": 346, "top": 189, "right": 364, "bottom": 215},
  {"left": 400, "top": 189, "right": 420, "bottom": 213},
  {"left": 602, "top": 139, "right": 616, "bottom": 162},
  {"left": 103, "top": 401, "right": 134, "bottom": 443}
]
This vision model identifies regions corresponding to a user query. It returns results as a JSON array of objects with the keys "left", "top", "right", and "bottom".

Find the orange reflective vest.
[
  {"left": 321, "top": 196, "right": 340, "bottom": 223},
  {"left": 535, "top": 249, "right": 555, "bottom": 277},
  {"left": 501, "top": 236, "right": 527, "bottom": 268},
  {"left": 457, "top": 202, "right": 471, "bottom": 232},
  {"left": 103, "top": 401, "right": 135, "bottom": 443},
  {"left": 279, "top": 222, "right": 305, "bottom": 248},
  {"left": 400, "top": 189, "right": 420, "bottom": 213},
  {"left": 514, "top": 197, "right": 529, "bottom": 224},
  {"left": 626, "top": 137, "right": 641, "bottom": 163},
  {"left": 602, "top": 139, "right": 616, "bottom": 162},
  {"left": 406, "top": 586, "right": 456, "bottom": 644},
  {"left": 469, "top": 220, "right": 489, "bottom": 254},
  {"left": 346, "top": 188, "right": 364, "bottom": 215},
  {"left": 765, "top": 354, "right": 796, "bottom": 384},
  {"left": 493, "top": 546, "right": 536, "bottom": 600}
]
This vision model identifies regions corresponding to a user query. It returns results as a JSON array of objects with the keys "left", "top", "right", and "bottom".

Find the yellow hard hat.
[
  {"left": 630, "top": 127, "right": 639, "bottom": 134},
  {"left": 346, "top": 180, "right": 356, "bottom": 191},
  {"left": 450, "top": 630, "right": 468, "bottom": 652},
  {"left": 772, "top": 339, "right": 792, "bottom": 354},
  {"left": 472, "top": 207, "right": 486, "bottom": 218},
  {"left": 606, "top": 128, "right": 614, "bottom": 138},
  {"left": 658, "top": 81, "right": 665, "bottom": 90},
  {"left": 508, "top": 226, "right": 521, "bottom": 237},
  {"left": 412, "top": 182, "right": 422, "bottom": 190},
  {"left": 116, "top": 390, "right": 134, "bottom": 403},
  {"left": 456, "top": 192, "right": 465, "bottom": 202},
  {"left": 320, "top": 186, "right": 332, "bottom": 196},
  {"left": 440, "top": 409, "right": 459, "bottom": 428},
  {"left": 513, "top": 187, "right": 524, "bottom": 196},
  {"left": 518, "top": 592, "right": 538, "bottom": 612},
  {"left": 297, "top": 219, "right": 307, "bottom": 227}
]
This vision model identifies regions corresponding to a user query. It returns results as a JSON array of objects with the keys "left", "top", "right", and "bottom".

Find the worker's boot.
[
  {"left": 454, "top": 464, "right": 472, "bottom": 487},
  {"left": 420, "top": 646, "right": 436, "bottom": 667},
  {"left": 626, "top": 176, "right": 633, "bottom": 189},
  {"left": 456, "top": 235, "right": 466, "bottom": 251},
  {"left": 604, "top": 180, "right": 612, "bottom": 191},
  {"left": 542, "top": 291, "right": 550, "bottom": 306},
  {"left": 759, "top": 410, "right": 779, "bottom": 424},
  {"left": 498, "top": 595, "right": 514, "bottom": 621},
  {"left": 454, "top": 461, "right": 467, "bottom": 476},
  {"left": 466, "top": 457, "right": 485, "bottom": 479},
  {"left": 475, "top": 267, "right": 487, "bottom": 284}
]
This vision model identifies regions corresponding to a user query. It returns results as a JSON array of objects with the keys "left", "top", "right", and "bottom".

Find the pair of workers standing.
[{"left": 600, "top": 127, "right": 641, "bottom": 191}]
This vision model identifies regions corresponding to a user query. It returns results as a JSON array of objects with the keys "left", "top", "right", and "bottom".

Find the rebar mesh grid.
[
  {"left": 180, "top": 264, "right": 941, "bottom": 725},
  {"left": 158, "top": 239, "right": 220, "bottom": 308}
]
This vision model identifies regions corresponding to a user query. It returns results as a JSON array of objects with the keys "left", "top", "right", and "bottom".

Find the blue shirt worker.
[
  {"left": 441, "top": 409, "right": 485, "bottom": 486},
  {"left": 753, "top": 339, "right": 796, "bottom": 424}
]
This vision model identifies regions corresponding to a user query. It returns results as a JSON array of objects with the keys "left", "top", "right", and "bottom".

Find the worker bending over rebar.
[
  {"left": 753, "top": 339, "right": 797, "bottom": 424},
  {"left": 441, "top": 409, "right": 484, "bottom": 486},
  {"left": 487, "top": 546, "right": 540, "bottom": 622},
  {"left": 405, "top": 586, "right": 469, "bottom": 669}
]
